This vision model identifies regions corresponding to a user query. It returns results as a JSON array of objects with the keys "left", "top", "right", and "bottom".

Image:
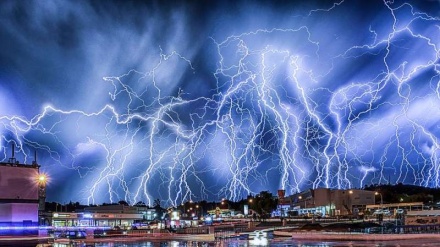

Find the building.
[
  {"left": 0, "top": 156, "right": 45, "bottom": 228},
  {"left": 48, "top": 205, "right": 145, "bottom": 227},
  {"left": 47, "top": 205, "right": 198, "bottom": 229},
  {"left": 405, "top": 210, "right": 440, "bottom": 225},
  {"left": 50, "top": 211, "right": 144, "bottom": 228},
  {"left": 206, "top": 207, "right": 240, "bottom": 218},
  {"left": 288, "top": 188, "right": 376, "bottom": 217}
]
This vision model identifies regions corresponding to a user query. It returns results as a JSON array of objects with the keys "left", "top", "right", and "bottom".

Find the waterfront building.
[
  {"left": 47, "top": 204, "right": 169, "bottom": 228},
  {"left": 50, "top": 211, "right": 144, "bottom": 227},
  {"left": 0, "top": 154, "right": 44, "bottom": 228},
  {"left": 365, "top": 202, "right": 423, "bottom": 214},
  {"left": 405, "top": 209, "right": 440, "bottom": 225},
  {"left": 288, "top": 188, "right": 376, "bottom": 217},
  {"left": 206, "top": 207, "right": 240, "bottom": 218},
  {"left": 48, "top": 205, "right": 155, "bottom": 227}
]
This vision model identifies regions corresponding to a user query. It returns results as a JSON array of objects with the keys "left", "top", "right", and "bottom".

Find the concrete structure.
[
  {"left": 0, "top": 203, "right": 39, "bottom": 225},
  {"left": 366, "top": 202, "right": 423, "bottom": 212},
  {"left": 47, "top": 205, "right": 169, "bottom": 227},
  {"left": 0, "top": 159, "right": 44, "bottom": 227},
  {"left": 47, "top": 205, "right": 200, "bottom": 229},
  {"left": 288, "top": 188, "right": 376, "bottom": 217},
  {"left": 207, "top": 207, "right": 240, "bottom": 218},
  {"left": 405, "top": 210, "right": 440, "bottom": 225},
  {"left": 50, "top": 211, "right": 144, "bottom": 227}
]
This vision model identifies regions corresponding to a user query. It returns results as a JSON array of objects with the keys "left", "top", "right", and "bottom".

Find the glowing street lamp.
[
  {"left": 375, "top": 192, "right": 383, "bottom": 208},
  {"left": 221, "top": 198, "right": 230, "bottom": 209},
  {"left": 37, "top": 173, "right": 47, "bottom": 185},
  {"left": 298, "top": 195, "right": 307, "bottom": 208},
  {"left": 348, "top": 190, "right": 353, "bottom": 214},
  {"left": 37, "top": 173, "right": 48, "bottom": 220}
]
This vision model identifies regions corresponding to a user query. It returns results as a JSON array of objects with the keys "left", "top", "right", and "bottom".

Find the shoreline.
[
  {"left": 3, "top": 232, "right": 440, "bottom": 244},
  {"left": 0, "top": 233, "right": 216, "bottom": 244},
  {"left": 274, "top": 230, "right": 440, "bottom": 241}
]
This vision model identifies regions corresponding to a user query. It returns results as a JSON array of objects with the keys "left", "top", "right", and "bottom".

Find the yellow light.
[{"left": 37, "top": 173, "right": 49, "bottom": 185}]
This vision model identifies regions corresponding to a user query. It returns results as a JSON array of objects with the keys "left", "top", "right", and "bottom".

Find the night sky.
[{"left": 0, "top": 0, "right": 439, "bottom": 206}]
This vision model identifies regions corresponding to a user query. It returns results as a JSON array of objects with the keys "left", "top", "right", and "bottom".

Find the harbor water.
[{"left": 2, "top": 238, "right": 438, "bottom": 247}]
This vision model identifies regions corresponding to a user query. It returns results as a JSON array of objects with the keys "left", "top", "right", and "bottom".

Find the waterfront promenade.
[
  {"left": 3, "top": 219, "right": 440, "bottom": 245},
  {"left": 274, "top": 230, "right": 440, "bottom": 241}
]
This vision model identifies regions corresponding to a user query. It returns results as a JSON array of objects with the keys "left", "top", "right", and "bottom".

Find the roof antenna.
[
  {"left": 9, "top": 143, "right": 16, "bottom": 164},
  {"left": 33, "top": 150, "right": 37, "bottom": 165}
]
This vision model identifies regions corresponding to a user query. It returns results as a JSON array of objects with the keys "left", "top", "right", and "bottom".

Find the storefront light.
[{"left": 83, "top": 213, "right": 93, "bottom": 218}]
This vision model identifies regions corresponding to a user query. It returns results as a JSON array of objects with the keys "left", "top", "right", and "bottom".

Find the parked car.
[
  {"left": 373, "top": 209, "right": 383, "bottom": 215},
  {"left": 395, "top": 209, "right": 405, "bottom": 215},
  {"left": 373, "top": 209, "right": 391, "bottom": 216}
]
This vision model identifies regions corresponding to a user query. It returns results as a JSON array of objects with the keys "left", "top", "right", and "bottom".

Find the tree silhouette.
[
  {"left": 249, "top": 191, "right": 278, "bottom": 220},
  {"left": 118, "top": 200, "right": 129, "bottom": 206}
]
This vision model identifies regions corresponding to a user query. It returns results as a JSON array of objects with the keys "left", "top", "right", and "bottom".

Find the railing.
[
  {"left": 175, "top": 227, "right": 209, "bottom": 234},
  {"left": 290, "top": 224, "right": 440, "bottom": 235},
  {"left": 93, "top": 229, "right": 172, "bottom": 238},
  {"left": 214, "top": 230, "right": 237, "bottom": 239}
]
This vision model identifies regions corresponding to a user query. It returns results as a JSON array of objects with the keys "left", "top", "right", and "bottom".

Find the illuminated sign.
[
  {"left": 83, "top": 213, "right": 93, "bottom": 218},
  {"left": 53, "top": 213, "right": 72, "bottom": 218},
  {"left": 244, "top": 205, "right": 249, "bottom": 215}
]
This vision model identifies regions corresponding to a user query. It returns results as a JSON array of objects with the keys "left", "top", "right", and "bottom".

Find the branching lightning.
[{"left": 0, "top": 0, "right": 439, "bottom": 206}]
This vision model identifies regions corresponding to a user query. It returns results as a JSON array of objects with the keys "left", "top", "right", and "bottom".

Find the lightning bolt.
[{"left": 1, "top": 0, "right": 439, "bottom": 206}]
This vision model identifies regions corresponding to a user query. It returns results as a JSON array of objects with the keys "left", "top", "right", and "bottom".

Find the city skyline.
[{"left": 0, "top": 0, "right": 439, "bottom": 206}]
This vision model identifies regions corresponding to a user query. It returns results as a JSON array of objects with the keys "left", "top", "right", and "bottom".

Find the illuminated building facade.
[
  {"left": 50, "top": 212, "right": 144, "bottom": 227},
  {"left": 0, "top": 158, "right": 44, "bottom": 228},
  {"left": 405, "top": 210, "right": 440, "bottom": 225},
  {"left": 289, "top": 188, "right": 376, "bottom": 217},
  {"left": 48, "top": 205, "right": 155, "bottom": 227}
]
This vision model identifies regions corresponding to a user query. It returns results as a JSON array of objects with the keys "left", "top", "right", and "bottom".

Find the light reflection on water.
[{"left": 65, "top": 238, "right": 440, "bottom": 247}]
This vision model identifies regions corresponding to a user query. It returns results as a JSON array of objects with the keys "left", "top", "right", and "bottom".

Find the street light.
[
  {"left": 348, "top": 190, "right": 353, "bottom": 214},
  {"left": 298, "top": 195, "right": 307, "bottom": 217},
  {"left": 221, "top": 198, "right": 230, "bottom": 209},
  {"left": 298, "top": 196, "right": 307, "bottom": 208},
  {"left": 375, "top": 192, "right": 383, "bottom": 209},
  {"left": 195, "top": 204, "right": 199, "bottom": 217}
]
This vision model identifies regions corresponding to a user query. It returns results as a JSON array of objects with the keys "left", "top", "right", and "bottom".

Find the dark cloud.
[{"left": 0, "top": 0, "right": 439, "bottom": 205}]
